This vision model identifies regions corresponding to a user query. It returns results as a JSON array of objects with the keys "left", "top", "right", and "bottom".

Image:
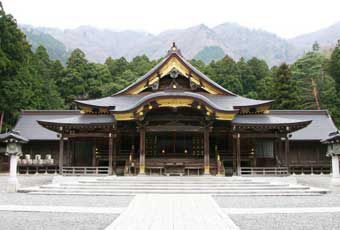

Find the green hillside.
[{"left": 194, "top": 46, "right": 225, "bottom": 63}]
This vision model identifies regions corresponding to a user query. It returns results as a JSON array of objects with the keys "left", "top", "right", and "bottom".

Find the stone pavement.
[{"left": 105, "top": 194, "right": 239, "bottom": 230}]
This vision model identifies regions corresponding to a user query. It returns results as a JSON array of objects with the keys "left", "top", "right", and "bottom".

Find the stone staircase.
[{"left": 18, "top": 176, "right": 328, "bottom": 196}]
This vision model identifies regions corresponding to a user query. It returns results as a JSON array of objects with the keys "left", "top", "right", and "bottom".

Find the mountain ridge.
[{"left": 20, "top": 21, "right": 340, "bottom": 66}]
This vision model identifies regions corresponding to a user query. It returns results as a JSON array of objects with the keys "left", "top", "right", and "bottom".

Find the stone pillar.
[
  {"left": 203, "top": 127, "right": 210, "bottom": 175},
  {"left": 139, "top": 127, "right": 146, "bottom": 175},
  {"left": 59, "top": 135, "right": 64, "bottom": 174},
  {"left": 7, "top": 154, "right": 19, "bottom": 192},
  {"left": 332, "top": 155, "right": 340, "bottom": 178},
  {"left": 108, "top": 133, "right": 113, "bottom": 175},
  {"left": 236, "top": 133, "right": 241, "bottom": 176}
]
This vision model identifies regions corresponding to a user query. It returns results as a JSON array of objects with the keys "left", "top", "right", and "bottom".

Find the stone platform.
[{"left": 18, "top": 176, "right": 328, "bottom": 196}]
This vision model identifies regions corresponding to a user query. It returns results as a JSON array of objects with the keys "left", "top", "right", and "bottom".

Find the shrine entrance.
[{"left": 145, "top": 132, "right": 204, "bottom": 157}]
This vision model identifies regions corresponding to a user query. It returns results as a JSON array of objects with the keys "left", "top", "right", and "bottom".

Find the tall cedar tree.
[
  {"left": 329, "top": 46, "right": 340, "bottom": 90},
  {"left": 272, "top": 64, "right": 300, "bottom": 110}
]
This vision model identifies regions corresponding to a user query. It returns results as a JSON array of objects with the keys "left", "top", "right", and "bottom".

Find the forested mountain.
[
  {"left": 19, "top": 21, "right": 340, "bottom": 66},
  {"left": 20, "top": 25, "right": 69, "bottom": 64},
  {"left": 20, "top": 23, "right": 302, "bottom": 66},
  {"left": 1, "top": 3, "right": 340, "bottom": 132}
]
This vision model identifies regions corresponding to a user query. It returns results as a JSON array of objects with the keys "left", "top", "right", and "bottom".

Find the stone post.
[
  {"left": 7, "top": 153, "right": 19, "bottom": 192},
  {"left": 0, "top": 130, "right": 28, "bottom": 193},
  {"left": 332, "top": 155, "right": 340, "bottom": 178}
]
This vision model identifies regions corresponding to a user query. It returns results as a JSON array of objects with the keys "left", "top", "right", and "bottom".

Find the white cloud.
[{"left": 2, "top": 0, "right": 340, "bottom": 38}]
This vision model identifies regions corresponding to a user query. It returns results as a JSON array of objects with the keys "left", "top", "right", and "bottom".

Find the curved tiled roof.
[{"left": 75, "top": 91, "right": 272, "bottom": 112}]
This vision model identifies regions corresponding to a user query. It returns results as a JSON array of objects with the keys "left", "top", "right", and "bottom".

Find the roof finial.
[{"left": 171, "top": 42, "right": 177, "bottom": 51}]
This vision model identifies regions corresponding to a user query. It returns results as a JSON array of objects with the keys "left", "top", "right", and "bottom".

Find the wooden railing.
[
  {"left": 240, "top": 167, "right": 289, "bottom": 176},
  {"left": 62, "top": 167, "right": 109, "bottom": 176},
  {"left": 18, "top": 165, "right": 58, "bottom": 174},
  {"left": 289, "top": 166, "right": 331, "bottom": 175}
]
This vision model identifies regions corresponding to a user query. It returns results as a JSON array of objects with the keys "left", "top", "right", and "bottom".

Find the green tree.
[
  {"left": 291, "top": 52, "right": 328, "bottom": 109},
  {"left": 272, "top": 63, "right": 300, "bottom": 109},
  {"left": 329, "top": 45, "right": 340, "bottom": 90}
]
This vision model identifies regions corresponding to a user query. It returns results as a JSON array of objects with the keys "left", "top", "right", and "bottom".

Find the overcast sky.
[{"left": 2, "top": 0, "right": 340, "bottom": 38}]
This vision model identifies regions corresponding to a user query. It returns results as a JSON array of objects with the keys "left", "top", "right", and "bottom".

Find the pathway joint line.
[
  {"left": 223, "top": 207, "right": 340, "bottom": 214},
  {"left": 0, "top": 205, "right": 124, "bottom": 214}
]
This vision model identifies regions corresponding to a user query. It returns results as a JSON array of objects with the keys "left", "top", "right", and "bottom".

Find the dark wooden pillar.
[
  {"left": 113, "top": 133, "right": 117, "bottom": 174},
  {"left": 108, "top": 133, "right": 113, "bottom": 175},
  {"left": 139, "top": 127, "right": 146, "bottom": 175},
  {"left": 204, "top": 126, "right": 210, "bottom": 175},
  {"left": 92, "top": 140, "right": 96, "bottom": 167},
  {"left": 67, "top": 138, "right": 71, "bottom": 166},
  {"left": 59, "top": 134, "right": 64, "bottom": 174},
  {"left": 236, "top": 133, "right": 241, "bottom": 176},
  {"left": 285, "top": 136, "right": 289, "bottom": 167},
  {"left": 232, "top": 134, "right": 236, "bottom": 175}
]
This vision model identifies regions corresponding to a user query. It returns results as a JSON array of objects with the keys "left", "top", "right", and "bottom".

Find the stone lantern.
[
  {"left": 0, "top": 130, "right": 28, "bottom": 192},
  {"left": 322, "top": 131, "right": 340, "bottom": 184}
]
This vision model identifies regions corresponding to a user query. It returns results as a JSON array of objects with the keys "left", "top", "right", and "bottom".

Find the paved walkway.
[{"left": 105, "top": 194, "right": 239, "bottom": 230}]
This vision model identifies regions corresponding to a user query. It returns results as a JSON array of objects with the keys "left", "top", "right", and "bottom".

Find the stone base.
[
  {"left": 331, "top": 177, "right": 340, "bottom": 185},
  {"left": 7, "top": 177, "right": 19, "bottom": 193}
]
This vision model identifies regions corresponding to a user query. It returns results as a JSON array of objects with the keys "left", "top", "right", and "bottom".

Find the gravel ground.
[
  {"left": 230, "top": 213, "right": 340, "bottom": 230},
  {"left": 0, "top": 193, "right": 133, "bottom": 207},
  {"left": 214, "top": 194, "right": 340, "bottom": 208},
  {"left": 0, "top": 211, "right": 117, "bottom": 230}
]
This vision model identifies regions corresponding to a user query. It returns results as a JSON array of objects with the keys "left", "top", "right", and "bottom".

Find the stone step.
[
  {"left": 97, "top": 177, "right": 252, "bottom": 181},
  {"left": 20, "top": 188, "right": 327, "bottom": 195},
  {"left": 77, "top": 181, "right": 274, "bottom": 186},
  {"left": 59, "top": 183, "right": 288, "bottom": 188},
  {"left": 18, "top": 176, "right": 328, "bottom": 196},
  {"left": 38, "top": 185, "right": 308, "bottom": 191},
  {"left": 26, "top": 191, "right": 324, "bottom": 196}
]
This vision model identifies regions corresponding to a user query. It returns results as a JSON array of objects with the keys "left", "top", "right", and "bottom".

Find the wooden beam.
[
  {"left": 236, "top": 133, "right": 241, "bottom": 176},
  {"left": 285, "top": 136, "right": 289, "bottom": 167},
  {"left": 232, "top": 134, "right": 236, "bottom": 175},
  {"left": 64, "top": 133, "right": 109, "bottom": 138},
  {"left": 146, "top": 125, "right": 204, "bottom": 132},
  {"left": 92, "top": 140, "right": 96, "bottom": 167},
  {"left": 139, "top": 127, "right": 146, "bottom": 175},
  {"left": 108, "top": 133, "right": 113, "bottom": 175},
  {"left": 204, "top": 126, "right": 210, "bottom": 175},
  {"left": 113, "top": 133, "right": 117, "bottom": 174},
  {"left": 59, "top": 135, "right": 64, "bottom": 174}
]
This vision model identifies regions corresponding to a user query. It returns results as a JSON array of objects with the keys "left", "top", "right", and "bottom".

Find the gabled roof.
[
  {"left": 114, "top": 43, "right": 235, "bottom": 96},
  {"left": 14, "top": 110, "right": 80, "bottom": 140},
  {"left": 269, "top": 110, "right": 338, "bottom": 140},
  {"left": 75, "top": 43, "right": 273, "bottom": 114},
  {"left": 0, "top": 130, "right": 28, "bottom": 143}
]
